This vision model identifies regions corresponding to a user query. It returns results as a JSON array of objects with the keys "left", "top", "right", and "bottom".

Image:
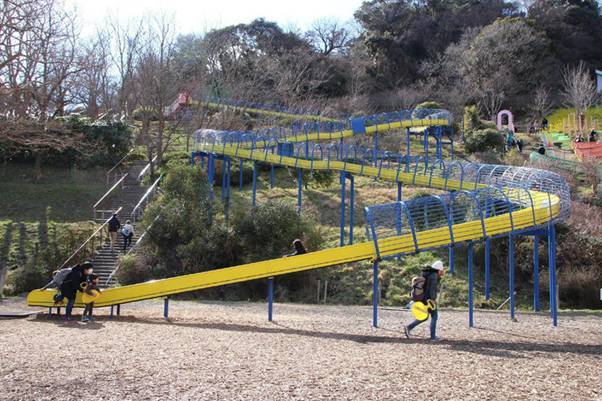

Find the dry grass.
[{"left": 1, "top": 297, "right": 600, "bottom": 401}]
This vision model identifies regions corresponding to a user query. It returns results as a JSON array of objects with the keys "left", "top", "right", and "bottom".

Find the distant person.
[
  {"left": 81, "top": 274, "right": 101, "bottom": 322},
  {"left": 59, "top": 262, "right": 93, "bottom": 320},
  {"left": 576, "top": 133, "right": 585, "bottom": 143},
  {"left": 121, "top": 220, "right": 134, "bottom": 251},
  {"left": 516, "top": 138, "right": 524, "bottom": 153},
  {"left": 283, "top": 239, "right": 307, "bottom": 257},
  {"left": 108, "top": 213, "right": 121, "bottom": 252},
  {"left": 403, "top": 260, "right": 445, "bottom": 341},
  {"left": 41, "top": 267, "right": 72, "bottom": 290},
  {"left": 542, "top": 117, "right": 548, "bottom": 130},
  {"left": 590, "top": 129, "right": 598, "bottom": 142}
]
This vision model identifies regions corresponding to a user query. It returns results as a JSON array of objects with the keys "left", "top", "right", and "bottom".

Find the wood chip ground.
[{"left": 1, "top": 297, "right": 600, "bottom": 400}]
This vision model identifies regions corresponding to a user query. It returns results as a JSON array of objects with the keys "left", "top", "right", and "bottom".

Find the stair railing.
[
  {"left": 130, "top": 174, "right": 162, "bottom": 222},
  {"left": 106, "top": 149, "right": 134, "bottom": 185},
  {"left": 93, "top": 173, "right": 128, "bottom": 222},
  {"left": 59, "top": 206, "right": 123, "bottom": 271}
]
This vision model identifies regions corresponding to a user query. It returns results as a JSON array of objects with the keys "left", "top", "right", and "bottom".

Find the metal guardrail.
[
  {"left": 106, "top": 149, "right": 134, "bottom": 185},
  {"left": 59, "top": 206, "right": 123, "bottom": 270},
  {"left": 131, "top": 174, "right": 162, "bottom": 222},
  {"left": 93, "top": 173, "right": 128, "bottom": 221}
]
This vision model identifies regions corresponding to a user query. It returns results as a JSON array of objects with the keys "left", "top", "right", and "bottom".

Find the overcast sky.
[{"left": 65, "top": 0, "right": 366, "bottom": 36}]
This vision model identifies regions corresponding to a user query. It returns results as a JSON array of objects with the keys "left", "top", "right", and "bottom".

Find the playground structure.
[
  {"left": 28, "top": 104, "right": 570, "bottom": 328},
  {"left": 497, "top": 110, "right": 515, "bottom": 132}
]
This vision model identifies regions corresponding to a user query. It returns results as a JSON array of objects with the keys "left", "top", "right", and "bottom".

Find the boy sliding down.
[
  {"left": 82, "top": 274, "right": 101, "bottom": 322},
  {"left": 403, "top": 260, "right": 445, "bottom": 340}
]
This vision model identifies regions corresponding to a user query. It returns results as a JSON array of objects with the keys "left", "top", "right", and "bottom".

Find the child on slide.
[{"left": 81, "top": 274, "right": 102, "bottom": 322}]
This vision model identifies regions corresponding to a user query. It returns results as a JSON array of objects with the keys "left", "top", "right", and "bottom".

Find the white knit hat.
[{"left": 431, "top": 260, "right": 445, "bottom": 271}]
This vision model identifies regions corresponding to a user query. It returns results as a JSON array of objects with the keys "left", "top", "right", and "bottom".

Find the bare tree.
[
  {"left": 561, "top": 62, "right": 599, "bottom": 136},
  {"left": 531, "top": 85, "right": 553, "bottom": 126},
  {"left": 307, "top": 18, "right": 351, "bottom": 55}
]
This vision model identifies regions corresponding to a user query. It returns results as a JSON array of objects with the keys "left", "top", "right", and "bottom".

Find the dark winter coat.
[
  {"left": 59, "top": 264, "right": 88, "bottom": 299},
  {"left": 108, "top": 216, "right": 121, "bottom": 232},
  {"left": 421, "top": 268, "right": 440, "bottom": 301}
]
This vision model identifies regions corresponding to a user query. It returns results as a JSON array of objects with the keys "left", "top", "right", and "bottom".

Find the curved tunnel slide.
[{"left": 27, "top": 142, "right": 566, "bottom": 309}]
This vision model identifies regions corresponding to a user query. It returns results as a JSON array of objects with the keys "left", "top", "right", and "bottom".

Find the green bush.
[
  {"left": 464, "top": 128, "right": 505, "bottom": 154},
  {"left": 233, "top": 200, "right": 323, "bottom": 262},
  {"left": 415, "top": 101, "right": 444, "bottom": 110},
  {"left": 7, "top": 262, "right": 48, "bottom": 295},
  {"left": 116, "top": 254, "right": 153, "bottom": 285}
]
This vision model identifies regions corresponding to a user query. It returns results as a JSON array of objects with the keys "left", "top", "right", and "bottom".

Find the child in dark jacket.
[
  {"left": 403, "top": 260, "right": 445, "bottom": 340},
  {"left": 81, "top": 274, "right": 101, "bottom": 322}
]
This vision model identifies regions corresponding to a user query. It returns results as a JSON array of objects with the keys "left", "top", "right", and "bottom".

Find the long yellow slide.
[{"left": 27, "top": 142, "right": 562, "bottom": 308}]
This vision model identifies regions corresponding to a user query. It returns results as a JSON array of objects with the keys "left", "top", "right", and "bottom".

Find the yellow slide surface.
[{"left": 27, "top": 144, "right": 561, "bottom": 308}]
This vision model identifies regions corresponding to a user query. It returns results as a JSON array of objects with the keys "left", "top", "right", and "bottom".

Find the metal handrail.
[
  {"left": 59, "top": 206, "right": 123, "bottom": 270},
  {"left": 93, "top": 173, "right": 128, "bottom": 210},
  {"left": 131, "top": 174, "right": 162, "bottom": 221},
  {"left": 137, "top": 155, "right": 158, "bottom": 181},
  {"left": 106, "top": 149, "right": 134, "bottom": 184}
]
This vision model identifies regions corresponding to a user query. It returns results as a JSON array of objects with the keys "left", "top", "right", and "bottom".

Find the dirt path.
[{"left": 1, "top": 298, "right": 600, "bottom": 400}]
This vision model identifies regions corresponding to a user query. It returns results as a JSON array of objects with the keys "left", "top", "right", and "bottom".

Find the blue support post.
[
  {"left": 373, "top": 133, "right": 379, "bottom": 166},
  {"left": 448, "top": 246, "right": 455, "bottom": 274},
  {"left": 239, "top": 159, "right": 244, "bottom": 191},
  {"left": 405, "top": 128, "right": 411, "bottom": 171},
  {"left": 252, "top": 161, "right": 258, "bottom": 207},
  {"left": 509, "top": 234, "right": 516, "bottom": 321},
  {"left": 372, "top": 259, "right": 379, "bottom": 328},
  {"left": 485, "top": 238, "right": 491, "bottom": 300},
  {"left": 548, "top": 225, "right": 558, "bottom": 326},
  {"left": 116, "top": 304, "right": 121, "bottom": 316},
  {"left": 339, "top": 171, "right": 346, "bottom": 247},
  {"left": 533, "top": 235, "right": 540, "bottom": 311},
  {"left": 110, "top": 305, "right": 114, "bottom": 318},
  {"left": 163, "top": 297, "right": 169, "bottom": 320},
  {"left": 349, "top": 175, "right": 354, "bottom": 245},
  {"left": 397, "top": 182, "right": 402, "bottom": 202},
  {"left": 297, "top": 168, "right": 302, "bottom": 213},
  {"left": 268, "top": 277, "right": 274, "bottom": 322},
  {"left": 424, "top": 129, "right": 429, "bottom": 168},
  {"left": 468, "top": 241, "right": 474, "bottom": 327}
]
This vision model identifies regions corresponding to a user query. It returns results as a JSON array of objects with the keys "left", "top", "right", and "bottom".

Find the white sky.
[{"left": 65, "top": 0, "right": 366, "bottom": 37}]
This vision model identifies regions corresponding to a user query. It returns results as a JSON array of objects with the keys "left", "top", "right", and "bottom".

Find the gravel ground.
[{"left": 1, "top": 297, "right": 601, "bottom": 401}]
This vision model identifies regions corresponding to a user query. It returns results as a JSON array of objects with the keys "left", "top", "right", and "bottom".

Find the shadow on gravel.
[
  {"left": 33, "top": 315, "right": 104, "bottom": 330},
  {"left": 73, "top": 316, "right": 602, "bottom": 357}
]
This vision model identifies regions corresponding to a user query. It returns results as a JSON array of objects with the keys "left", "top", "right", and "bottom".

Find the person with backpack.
[
  {"left": 121, "top": 220, "right": 134, "bottom": 251},
  {"left": 403, "top": 260, "right": 445, "bottom": 340},
  {"left": 108, "top": 213, "right": 121, "bottom": 252},
  {"left": 41, "top": 267, "right": 72, "bottom": 290},
  {"left": 59, "top": 261, "right": 93, "bottom": 320}
]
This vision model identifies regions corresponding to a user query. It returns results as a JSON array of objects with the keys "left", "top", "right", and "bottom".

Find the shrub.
[
  {"left": 116, "top": 253, "right": 153, "bottom": 285},
  {"left": 464, "top": 129, "right": 505, "bottom": 154},
  {"left": 7, "top": 262, "right": 48, "bottom": 295},
  {"left": 233, "top": 200, "right": 323, "bottom": 262},
  {"left": 415, "top": 101, "right": 444, "bottom": 110}
]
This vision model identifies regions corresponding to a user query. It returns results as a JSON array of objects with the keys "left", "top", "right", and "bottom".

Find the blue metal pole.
[
  {"left": 268, "top": 277, "right": 274, "bottom": 322},
  {"left": 406, "top": 128, "right": 411, "bottom": 172},
  {"left": 485, "top": 238, "right": 491, "bottom": 300},
  {"left": 397, "top": 182, "right": 402, "bottom": 202},
  {"left": 339, "top": 171, "right": 346, "bottom": 247},
  {"left": 252, "top": 161, "right": 257, "bottom": 207},
  {"left": 163, "top": 297, "right": 169, "bottom": 320},
  {"left": 509, "top": 234, "right": 515, "bottom": 321},
  {"left": 373, "top": 133, "right": 379, "bottom": 166},
  {"left": 116, "top": 304, "right": 121, "bottom": 316},
  {"left": 349, "top": 175, "right": 354, "bottom": 245},
  {"left": 297, "top": 168, "right": 302, "bottom": 213},
  {"left": 533, "top": 235, "right": 540, "bottom": 311},
  {"left": 239, "top": 159, "right": 244, "bottom": 191},
  {"left": 548, "top": 225, "right": 558, "bottom": 326},
  {"left": 424, "top": 129, "right": 429, "bottom": 169},
  {"left": 110, "top": 305, "right": 114, "bottom": 318},
  {"left": 468, "top": 241, "right": 474, "bottom": 327},
  {"left": 448, "top": 246, "right": 455, "bottom": 274},
  {"left": 372, "top": 259, "right": 379, "bottom": 328}
]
